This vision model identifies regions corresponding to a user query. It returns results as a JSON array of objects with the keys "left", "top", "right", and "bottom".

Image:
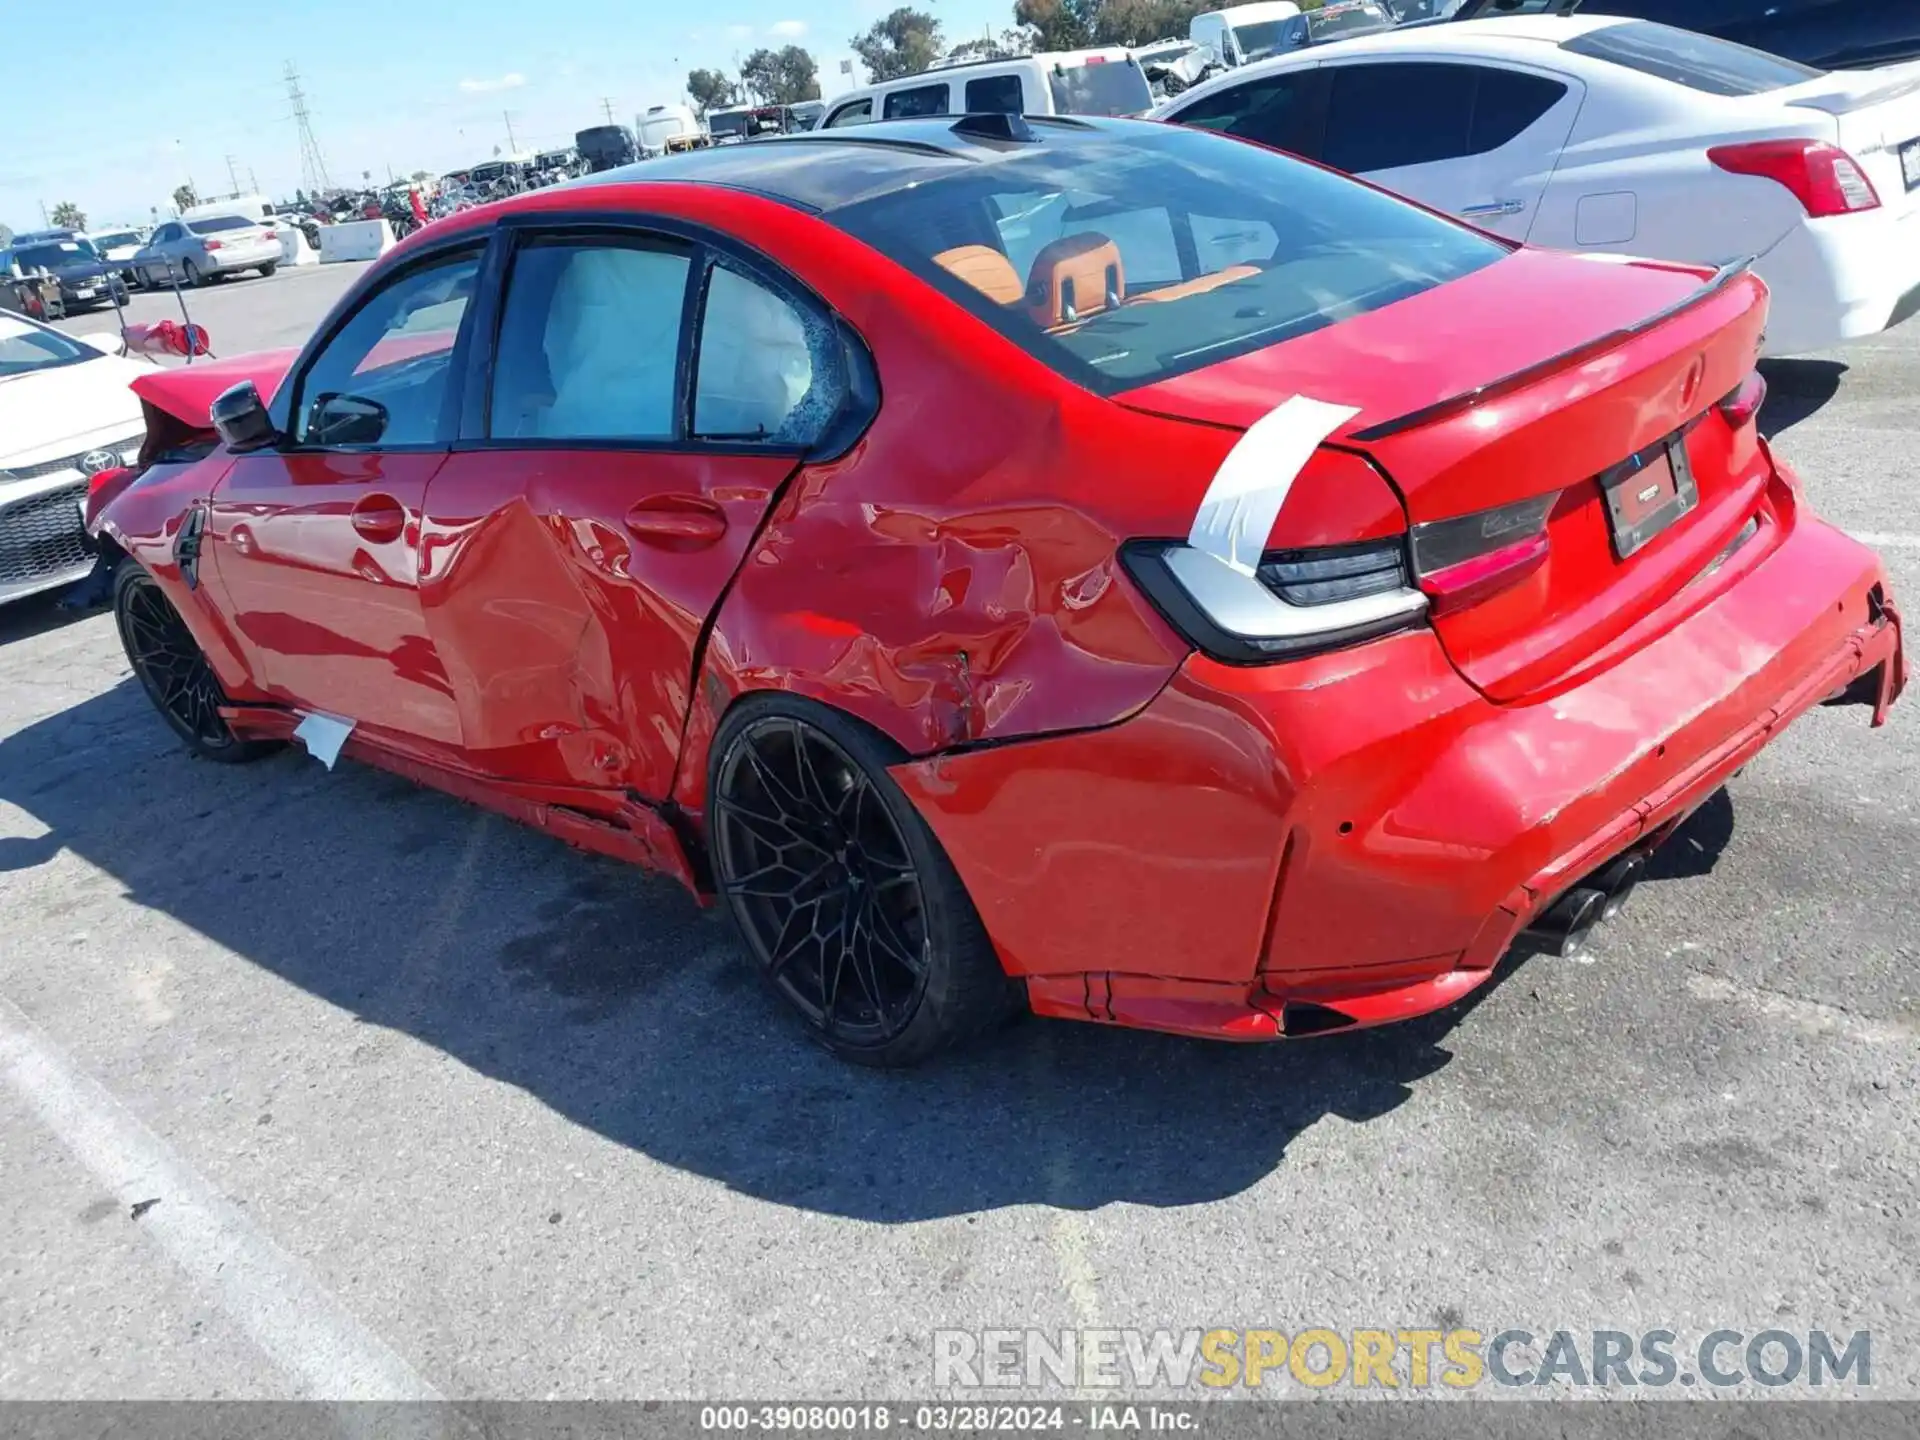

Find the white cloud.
[
  {"left": 459, "top": 72, "right": 527, "bottom": 94},
  {"left": 725, "top": 23, "right": 754, "bottom": 41},
  {"left": 768, "top": 19, "right": 807, "bottom": 39}
]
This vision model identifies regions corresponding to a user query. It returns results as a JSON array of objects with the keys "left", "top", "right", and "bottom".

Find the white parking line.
[
  {"left": 0, "top": 993, "right": 444, "bottom": 1402},
  {"left": 1852, "top": 532, "right": 1920, "bottom": 549}
]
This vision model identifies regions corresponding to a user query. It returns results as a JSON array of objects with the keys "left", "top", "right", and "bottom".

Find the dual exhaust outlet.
[{"left": 1522, "top": 851, "right": 1649, "bottom": 958}]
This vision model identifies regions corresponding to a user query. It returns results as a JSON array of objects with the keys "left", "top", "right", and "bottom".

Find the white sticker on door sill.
[
  {"left": 1188, "top": 395, "right": 1361, "bottom": 576},
  {"left": 293, "top": 713, "right": 355, "bottom": 771}
]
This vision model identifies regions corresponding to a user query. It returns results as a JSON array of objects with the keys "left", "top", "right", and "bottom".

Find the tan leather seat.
[
  {"left": 933, "top": 245, "right": 1024, "bottom": 306},
  {"left": 1126, "top": 265, "right": 1260, "bottom": 305},
  {"left": 1024, "top": 234, "right": 1125, "bottom": 329}
]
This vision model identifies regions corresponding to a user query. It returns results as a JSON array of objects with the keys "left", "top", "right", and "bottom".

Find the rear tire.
[
  {"left": 182, "top": 259, "right": 204, "bottom": 288},
  {"left": 114, "top": 566, "right": 279, "bottom": 765},
  {"left": 258, "top": 261, "right": 278, "bottom": 278},
  {"left": 708, "top": 696, "right": 1021, "bottom": 1067}
]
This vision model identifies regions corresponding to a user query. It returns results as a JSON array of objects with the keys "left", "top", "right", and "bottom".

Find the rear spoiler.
[
  {"left": 1349, "top": 258, "right": 1754, "bottom": 442},
  {"left": 1449, "top": 0, "right": 1580, "bottom": 19}
]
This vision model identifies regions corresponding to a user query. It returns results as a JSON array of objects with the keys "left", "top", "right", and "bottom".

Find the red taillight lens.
[
  {"left": 86, "top": 464, "right": 132, "bottom": 495},
  {"left": 1410, "top": 493, "right": 1556, "bottom": 616},
  {"left": 1708, "top": 139, "right": 1880, "bottom": 218},
  {"left": 204, "top": 239, "right": 224, "bottom": 250},
  {"left": 1716, "top": 370, "right": 1768, "bottom": 429}
]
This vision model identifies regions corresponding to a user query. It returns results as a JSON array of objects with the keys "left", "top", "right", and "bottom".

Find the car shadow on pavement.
[
  {"left": 1757, "top": 358, "right": 1846, "bottom": 439},
  {"left": 0, "top": 681, "right": 1546, "bottom": 1221},
  {"left": 0, "top": 591, "right": 96, "bottom": 648}
]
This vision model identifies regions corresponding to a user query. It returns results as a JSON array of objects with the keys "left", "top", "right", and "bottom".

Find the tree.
[
  {"left": 686, "top": 68, "right": 737, "bottom": 117},
  {"left": 850, "top": 7, "right": 943, "bottom": 82},
  {"left": 739, "top": 45, "right": 822, "bottom": 105},
  {"left": 1014, "top": 0, "right": 1211, "bottom": 49},
  {"left": 948, "top": 30, "right": 1029, "bottom": 61},
  {"left": 173, "top": 183, "right": 198, "bottom": 213},
  {"left": 50, "top": 201, "right": 87, "bottom": 231}
]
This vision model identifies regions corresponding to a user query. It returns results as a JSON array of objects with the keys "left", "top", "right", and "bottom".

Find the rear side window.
[
  {"left": 1171, "top": 70, "right": 1328, "bottom": 159},
  {"left": 1471, "top": 69, "right": 1569, "bottom": 152},
  {"left": 1320, "top": 62, "right": 1566, "bottom": 173},
  {"left": 1048, "top": 58, "right": 1154, "bottom": 117},
  {"left": 693, "top": 266, "right": 840, "bottom": 445},
  {"left": 1562, "top": 21, "right": 1822, "bottom": 95},
  {"left": 826, "top": 98, "right": 872, "bottom": 127},
  {"left": 883, "top": 83, "right": 950, "bottom": 119},
  {"left": 1323, "top": 63, "right": 1477, "bottom": 172},
  {"left": 489, "top": 240, "right": 692, "bottom": 441},
  {"left": 965, "top": 74, "right": 1026, "bottom": 114}
]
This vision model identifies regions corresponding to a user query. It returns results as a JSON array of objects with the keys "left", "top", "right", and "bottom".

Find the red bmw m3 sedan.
[{"left": 91, "top": 115, "right": 1905, "bottom": 1065}]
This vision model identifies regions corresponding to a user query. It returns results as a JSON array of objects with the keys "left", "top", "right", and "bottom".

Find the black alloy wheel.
[
  {"left": 709, "top": 700, "right": 1018, "bottom": 1066},
  {"left": 114, "top": 566, "right": 277, "bottom": 764}
]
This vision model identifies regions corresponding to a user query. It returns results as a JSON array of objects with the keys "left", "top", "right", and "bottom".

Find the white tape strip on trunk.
[{"left": 1187, "top": 395, "right": 1360, "bottom": 576}]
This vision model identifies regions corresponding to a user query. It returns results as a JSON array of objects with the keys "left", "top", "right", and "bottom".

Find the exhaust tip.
[
  {"left": 1524, "top": 886, "right": 1608, "bottom": 957},
  {"left": 1599, "top": 854, "right": 1646, "bottom": 922}
]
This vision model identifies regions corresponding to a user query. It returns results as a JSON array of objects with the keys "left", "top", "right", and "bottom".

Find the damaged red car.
[{"left": 92, "top": 116, "right": 1905, "bottom": 1065}]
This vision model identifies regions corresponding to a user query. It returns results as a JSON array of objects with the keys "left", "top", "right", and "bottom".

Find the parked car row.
[{"left": 1155, "top": 12, "right": 1920, "bottom": 354}]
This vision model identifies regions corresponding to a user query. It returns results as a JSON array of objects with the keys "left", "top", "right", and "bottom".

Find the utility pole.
[
  {"left": 39, "top": 199, "right": 50, "bottom": 225},
  {"left": 225, "top": 154, "right": 241, "bottom": 194},
  {"left": 601, "top": 97, "right": 617, "bottom": 124},
  {"left": 286, "top": 62, "right": 334, "bottom": 197},
  {"left": 249, "top": 166, "right": 259, "bottom": 193},
  {"left": 503, "top": 110, "right": 519, "bottom": 153}
]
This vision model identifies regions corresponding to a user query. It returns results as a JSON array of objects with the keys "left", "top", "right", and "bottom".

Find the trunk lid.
[
  {"left": 1117, "top": 248, "right": 1772, "bottom": 701},
  {"left": 1780, "top": 66, "right": 1920, "bottom": 217}
]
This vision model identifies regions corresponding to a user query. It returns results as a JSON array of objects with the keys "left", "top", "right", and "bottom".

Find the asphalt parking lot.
[{"left": 1, "top": 264, "right": 1915, "bottom": 1402}]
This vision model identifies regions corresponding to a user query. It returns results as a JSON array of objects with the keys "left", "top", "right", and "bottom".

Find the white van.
[
  {"left": 181, "top": 193, "right": 275, "bottom": 223},
  {"left": 637, "top": 103, "right": 701, "bottom": 157},
  {"left": 1188, "top": 2, "right": 1304, "bottom": 68},
  {"left": 818, "top": 50, "right": 1154, "bottom": 129}
]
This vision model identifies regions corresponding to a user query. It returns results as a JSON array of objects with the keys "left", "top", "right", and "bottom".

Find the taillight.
[
  {"left": 1121, "top": 537, "right": 1426, "bottom": 663},
  {"left": 1410, "top": 494, "right": 1556, "bottom": 616},
  {"left": 204, "top": 239, "right": 224, "bottom": 250},
  {"left": 1708, "top": 139, "right": 1880, "bottom": 218},
  {"left": 1716, "top": 370, "right": 1768, "bottom": 429},
  {"left": 86, "top": 464, "right": 132, "bottom": 496}
]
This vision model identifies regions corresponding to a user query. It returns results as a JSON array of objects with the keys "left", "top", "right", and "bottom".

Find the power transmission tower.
[
  {"left": 601, "top": 97, "right": 617, "bottom": 124},
  {"left": 225, "top": 154, "right": 241, "bottom": 194},
  {"left": 285, "top": 62, "right": 334, "bottom": 196}
]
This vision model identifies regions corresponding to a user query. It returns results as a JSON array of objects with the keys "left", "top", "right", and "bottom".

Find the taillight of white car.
[{"left": 1707, "top": 138, "right": 1881, "bottom": 218}]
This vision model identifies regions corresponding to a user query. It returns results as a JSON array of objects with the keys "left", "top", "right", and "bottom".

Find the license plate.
[
  {"left": 1902, "top": 136, "right": 1920, "bottom": 191},
  {"left": 1601, "top": 435, "right": 1699, "bottom": 560},
  {"left": 72, "top": 286, "right": 95, "bottom": 298}
]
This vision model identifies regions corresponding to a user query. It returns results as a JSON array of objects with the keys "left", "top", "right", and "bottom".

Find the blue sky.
[{"left": 1, "top": 0, "right": 1010, "bottom": 231}]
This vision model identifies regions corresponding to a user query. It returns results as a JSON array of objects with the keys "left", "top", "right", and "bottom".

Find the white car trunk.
[{"left": 1780, "top": 67, "right": 1920, "bottom": 218}]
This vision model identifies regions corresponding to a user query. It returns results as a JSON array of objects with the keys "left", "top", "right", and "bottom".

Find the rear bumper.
[
  {"left": 1755, "top": 206, "right": 1920, "bottom": 354},
  {"left": 208, "top": 248, "right": 278, "bottom": 273},
  {"left": 892, "top": 479, "right": 1905, "bottom": 1042}
]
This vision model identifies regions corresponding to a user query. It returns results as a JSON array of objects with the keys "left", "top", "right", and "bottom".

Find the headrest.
[
  {"left": 934, "top": 245, "right": 1024, "bottom": 306},
  {"left": 1025, "top": 234, "right": 1125, "bottom": 328}
]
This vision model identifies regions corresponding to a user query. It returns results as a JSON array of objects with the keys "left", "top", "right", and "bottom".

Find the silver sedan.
[{"left": 130, "top": 215, "right": 282, "bottom": 289}]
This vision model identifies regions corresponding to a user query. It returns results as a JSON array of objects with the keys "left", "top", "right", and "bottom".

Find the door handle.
[
  {"left": 1459, "top": 199, "right": 1526, "bottom": 218},
  {"left": 625, "top": 494, "right": 728, "bottom": 549},
  {"left": 350, "top": 494, "right": 407, "bottom": 544}
]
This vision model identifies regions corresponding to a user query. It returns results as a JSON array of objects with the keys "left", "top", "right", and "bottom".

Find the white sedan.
[
  {"left": 0, "top": 314, "right": 148, "bottom": 606},
  {"left": 1155, "top": 12, "right": 1920, "bottom": 354}
]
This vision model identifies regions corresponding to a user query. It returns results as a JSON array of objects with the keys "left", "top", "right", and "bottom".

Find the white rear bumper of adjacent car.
[{"left": 1753, "top": 201, "right": 1920, "bottom": 355}]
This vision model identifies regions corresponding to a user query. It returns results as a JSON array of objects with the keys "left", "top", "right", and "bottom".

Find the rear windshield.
[
  {"left": 92, "top": 231, "right": 141, "bottom": 248},
  {"left": 1562, "top": 21, "right": 1823, "bottom": 96},
  {"left": 13, "top": 242, "right": 95, "bottom": 270},
  {"left": 188, "top": 215, "right": 256, "bottom": 234},
  {"left": 830, "top": 123, "right": 1503, "bottom": 394},
  {"left": 1048, "top": 58, "right": 1154, "bottom": 116}
]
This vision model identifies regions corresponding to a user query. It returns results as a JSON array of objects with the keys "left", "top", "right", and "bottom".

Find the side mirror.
[{"left": 211, "top": 381, "right": 279, "bottom": 453}]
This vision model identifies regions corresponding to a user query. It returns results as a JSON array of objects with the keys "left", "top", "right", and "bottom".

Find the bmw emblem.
[{"left": 78, "top": 449, "right": 119, "bottom": 476}]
